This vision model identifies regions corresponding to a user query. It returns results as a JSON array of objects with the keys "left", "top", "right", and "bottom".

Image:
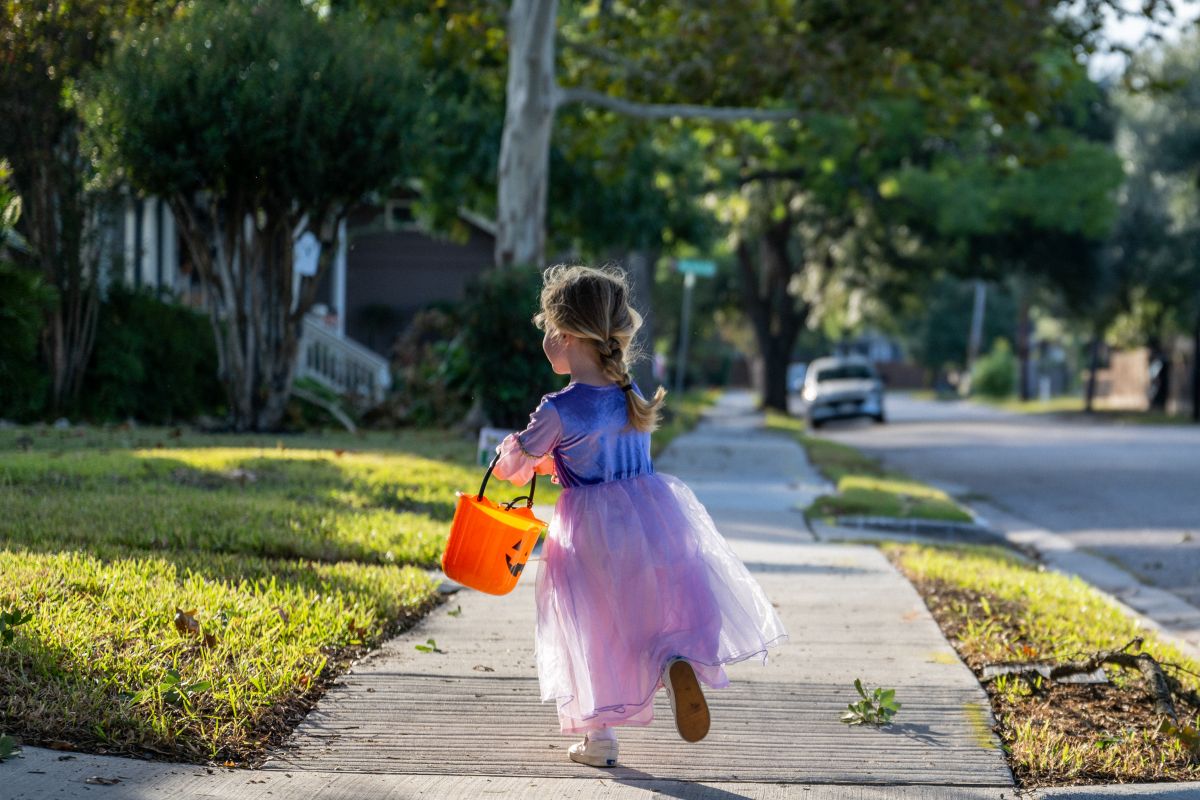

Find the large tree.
[
  {"left": 87, "top": 0, "right": 423, "bottom": 431},
  {"left": 1116, "top": 34, "right": 1200, "bottom": 420},
  {"left": 491, "top": 0, "right": 1171, "bottom": 410},
  {"left": 496, "top": 0, "right": 1174, "bottom": 269},
  {"left": 0, "top": 0, "right": 175, "bottom": 415}
]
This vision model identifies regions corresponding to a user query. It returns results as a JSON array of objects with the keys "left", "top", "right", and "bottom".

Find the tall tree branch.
[{"left": 555, "top": 86, "right": 805, "bottom": 122}]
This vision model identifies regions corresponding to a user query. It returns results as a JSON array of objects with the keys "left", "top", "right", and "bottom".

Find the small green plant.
[
  {"left": 841, "top": 678, "right": 902, "bottom": 726},
  {"left": 414, "top": 638, "right": 443, "bottom": 654},
  {"left": 131, "top": 669, "right": 212, "bottom": 712},
  {"left": 0, "top": 607, "right": 33, "bottom": 645}
]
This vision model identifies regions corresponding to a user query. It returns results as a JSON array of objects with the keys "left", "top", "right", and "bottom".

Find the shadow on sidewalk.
[
  {"left": 608, "top": 766, "right": 756, "bottom": 799},
  {"left": 878, "top": 721, "right": 950, "bottom": 746}
]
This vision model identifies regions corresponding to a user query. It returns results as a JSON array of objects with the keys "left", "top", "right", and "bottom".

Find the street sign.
[{"left": 676, "top": 258, "right": 716, "bottom": 277}]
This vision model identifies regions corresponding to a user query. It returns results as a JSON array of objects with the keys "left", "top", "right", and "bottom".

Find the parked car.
[{"left": 800, "top": 356, "right": 886, "bottom": 428}]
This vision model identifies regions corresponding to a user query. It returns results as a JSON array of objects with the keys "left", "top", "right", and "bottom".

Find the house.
[
  {"left": 318, "top": 199, "right": 495, "bottom": 353},
  {"left": 106, "top": 193, "right": 495, "bottom": 401},
  {"left": 835, "top": 331, "right": 928, "bottom": 389}
]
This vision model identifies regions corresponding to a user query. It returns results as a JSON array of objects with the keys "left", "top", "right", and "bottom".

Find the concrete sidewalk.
[{"left": 7, "top": 391, "right": 1198, "bottom": 799}]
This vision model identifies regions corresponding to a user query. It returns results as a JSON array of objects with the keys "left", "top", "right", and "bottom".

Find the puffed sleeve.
[{"left": 492, "top": 397, "right": 562, "bottom": 487}]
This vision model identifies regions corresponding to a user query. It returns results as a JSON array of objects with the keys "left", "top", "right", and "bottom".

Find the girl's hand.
[{"left": 493, "top": 433, "right": 554, "bottom": 486}]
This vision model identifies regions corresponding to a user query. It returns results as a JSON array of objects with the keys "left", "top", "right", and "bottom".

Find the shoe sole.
[
  {"left": 568, "top": 750, "right": 618, "bottom": 768},
  {"left": 667, "top": 660, "right": 710, "bottom": 743}
]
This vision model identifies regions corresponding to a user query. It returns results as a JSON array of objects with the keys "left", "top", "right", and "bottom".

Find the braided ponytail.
[{"left": 534, "top": 264, "right": 667, "bottom": 432}]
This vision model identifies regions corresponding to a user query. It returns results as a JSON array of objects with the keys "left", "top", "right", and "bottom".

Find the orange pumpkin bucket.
[{"left": 442, "top": 452, "right": 547, "bottom": 596}]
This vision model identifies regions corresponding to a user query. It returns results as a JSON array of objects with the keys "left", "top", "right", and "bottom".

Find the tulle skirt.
[{"left": 534, "top": 471, "right": 788, "bottom": 734}]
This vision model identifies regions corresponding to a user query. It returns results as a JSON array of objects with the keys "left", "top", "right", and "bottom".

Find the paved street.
[{"left": 795, "top": 393, "right": 1200, "bottom": 609}]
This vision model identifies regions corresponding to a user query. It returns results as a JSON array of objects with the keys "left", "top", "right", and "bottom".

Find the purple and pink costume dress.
[{"left": 493, "top": 382, "right": 787, "bottom": 734}]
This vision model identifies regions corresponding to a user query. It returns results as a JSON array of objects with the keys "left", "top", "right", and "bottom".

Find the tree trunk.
[
  {"left": 12, "top": 123, "right": 101, "bottom": 416},
  {"left": 495, "top": 0, "right": 559, "bottom": 268},
  {"left": 169, "top": 195, "right": 343, "bottom": 432},
  {"left": 625, "top": 248, "right": 659, "bottom": 390},
  {"left": 1084, "top": 325, "right": 1101, "bottom": 414},
  {"left": 735, "top": 220, "right": 806, "bottom": 414},
  {"left": 1016, "top": 284, "right": 1032, "bottom": 401}
]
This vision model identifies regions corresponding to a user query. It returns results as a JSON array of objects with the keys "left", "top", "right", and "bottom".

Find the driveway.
[{"left": 793, "top": 393, "right": 1200, "bottom": 610}]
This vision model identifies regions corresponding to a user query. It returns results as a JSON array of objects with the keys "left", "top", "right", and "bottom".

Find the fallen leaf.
[
  {"left": 174, "top": 608, "right": 201, "bottom": 637},
  {"left": 472, "top": 664, "right": 495, "bottom": 672}
]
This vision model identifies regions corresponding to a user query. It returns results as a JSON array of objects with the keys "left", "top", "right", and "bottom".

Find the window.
[{"left": 817, "top": 364, "right": 875, "bottom": 382}]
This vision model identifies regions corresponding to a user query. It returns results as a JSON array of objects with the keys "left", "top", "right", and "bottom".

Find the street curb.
[
  {"left": 812, "top": 500, "right": 1200, "bottom": 663},
  {"left": 814, "top": 514, "right": 1008, "bottom": 542}
]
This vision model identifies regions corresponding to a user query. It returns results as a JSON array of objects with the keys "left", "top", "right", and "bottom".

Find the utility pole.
[{"left": 967, "top": 279, "right": 987, "bottom": 367}]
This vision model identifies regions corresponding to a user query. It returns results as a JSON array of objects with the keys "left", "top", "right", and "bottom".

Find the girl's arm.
[{"left": 492, "top": 398, "right": 561, "bottom": 487}]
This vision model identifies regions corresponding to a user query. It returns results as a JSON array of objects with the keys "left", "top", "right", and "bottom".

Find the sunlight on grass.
[
  {"left": 840, "top": 475, "right": 951, "bottom": 501},
  {"left": 0, "top": 547, "right": 436, "bottom": 763},
  {"left": 0, "top": 427, "right": 522, "bottom": 763},
  {"left": 977, "top": 395, "right": 1086, "bottom": 414},
  {"left": 763, "top": 410, "right": 972, "bottom": 523}
]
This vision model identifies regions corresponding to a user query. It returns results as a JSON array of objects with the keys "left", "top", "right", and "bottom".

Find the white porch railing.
[{"left": 297, "top": 315, "right": 391, "bottom": 404}]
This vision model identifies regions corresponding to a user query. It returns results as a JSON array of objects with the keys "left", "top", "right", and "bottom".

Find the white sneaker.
[
  {"left": 662, "top": 658, "right": 710, "bottom": 742},
  {"left": 567, "top": 735, "right": 619, "bottom": 767}
]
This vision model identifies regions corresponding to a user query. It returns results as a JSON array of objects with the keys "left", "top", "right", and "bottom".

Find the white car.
[{"left": 800, "top": 357, "right": 886, "bottom": 428}]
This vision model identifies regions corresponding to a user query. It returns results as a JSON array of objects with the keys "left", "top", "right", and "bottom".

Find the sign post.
[{"left": 673, "top": 259, "right": 716, "bottom": 396}]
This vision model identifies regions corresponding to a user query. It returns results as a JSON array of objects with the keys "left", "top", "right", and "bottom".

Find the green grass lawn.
[
  {"left": 0, "top": 397, "right": 711, "bottom": 766},
  {"left": 970, "top": 395, "right": 1195, "bottom": 425},
  {"left": 975, "top": 395, "right": 1087, "bottom": 414},
  {"left": 0, "top": 426, "right": 552, "bottom": 765},
  {"left": 763, "top": 412, "right": 972, "bottom": 523},
  {"left": 888, "top": 542, "right": 1200, "bottom": 786}
]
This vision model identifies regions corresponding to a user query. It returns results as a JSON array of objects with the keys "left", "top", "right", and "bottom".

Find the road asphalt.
[{"left": 800, "top": 392, "right": 1200, "bottom": 656}]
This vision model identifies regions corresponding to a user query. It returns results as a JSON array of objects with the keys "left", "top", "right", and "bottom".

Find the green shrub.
[
  {"left": 462, "top": 265, "right": 559, "bottom": 428},
  {"left": 383, "top": 308, "right": 472, "bottom": 427},
  {"left": 80, "top": 287, "right": 223, "bottom": 423},
  {"left": 0, "top": 261, "right": 53, "bottom": 420},
  {"left": 971, "top": 338, "right": 1017, "bottom": 399}
]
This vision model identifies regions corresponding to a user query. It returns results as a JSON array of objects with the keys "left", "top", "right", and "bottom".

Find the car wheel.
[
  {"left": 873, "top": 414, "right": 887, "bottom": 424},
  {"left": 808, "top": 417, "right": 823, "bottom": 430}
]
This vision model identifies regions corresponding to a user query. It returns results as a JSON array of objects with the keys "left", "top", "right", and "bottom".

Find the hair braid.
[{"left": 534, "top": 264, "right": 668, "bottom": 432}]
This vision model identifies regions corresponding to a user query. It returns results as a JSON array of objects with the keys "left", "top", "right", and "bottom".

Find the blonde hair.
[{"left": 534, "top": 264, "right": 667, "bottom": 432}]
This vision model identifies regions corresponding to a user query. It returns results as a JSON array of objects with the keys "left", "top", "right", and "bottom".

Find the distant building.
[
  {"left": 103, "top": 193, "right": 496, "bottom": 401},
  {"left": 835, "top": 331, "right": 927, "bottom": 389}
]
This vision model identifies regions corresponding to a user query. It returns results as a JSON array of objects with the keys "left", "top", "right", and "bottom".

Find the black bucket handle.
[{"left": 477, "top": 451, "right": 537, "bottom": 510}]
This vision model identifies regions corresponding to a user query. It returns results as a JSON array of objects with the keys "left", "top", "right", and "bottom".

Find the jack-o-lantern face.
[{"left": 505, "top": 538, "right": 526, "bottom": 577}]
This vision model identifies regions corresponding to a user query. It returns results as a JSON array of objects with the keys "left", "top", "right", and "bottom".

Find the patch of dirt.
[{"left": 893, "top": 560, "right": 1200, "bottom": 788}]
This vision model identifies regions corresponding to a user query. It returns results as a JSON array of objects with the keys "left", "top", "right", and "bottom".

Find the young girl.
[{"left": 492, "top": 264, "right": 787, "bottom": 767}]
